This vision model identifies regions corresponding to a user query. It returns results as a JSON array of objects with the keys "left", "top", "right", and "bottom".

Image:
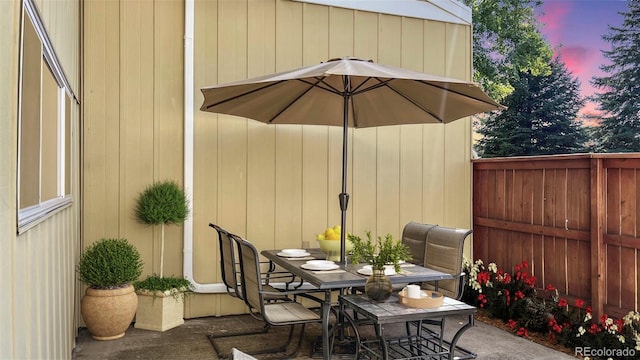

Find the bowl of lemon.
[{"left": 316, "top": 225, "right": 353, "bottom": 261}]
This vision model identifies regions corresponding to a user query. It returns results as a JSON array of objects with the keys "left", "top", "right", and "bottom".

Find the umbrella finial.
[{"left": 325, "top": 57, "right": 373, "bottom": 63}]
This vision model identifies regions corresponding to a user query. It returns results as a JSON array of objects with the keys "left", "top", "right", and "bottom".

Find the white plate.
[
  {"left": 305, "top": 260, "right": 335, "bottom": 266},
  {"left": 277, "top": 251, "right": 311, "bottom": 258},
  {"left": 357, "top": 265, "right": 396, "bottom": 276},
  {"left": 301, "top": 263, "right": 340, "bottom": 271}
]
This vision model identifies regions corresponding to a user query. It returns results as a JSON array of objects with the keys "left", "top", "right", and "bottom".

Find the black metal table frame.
[
  {"left": 338, "top": 294, "right": 476, "bottom": 360},
  {"left": 261, "top": 249, "right": 455, "bottom": 360}
]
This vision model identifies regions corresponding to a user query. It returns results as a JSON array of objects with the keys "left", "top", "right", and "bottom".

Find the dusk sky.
[{"left": 536, "top": 0, "right": 628, "bottom": 121}]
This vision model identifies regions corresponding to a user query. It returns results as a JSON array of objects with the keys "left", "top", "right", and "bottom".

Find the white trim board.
[{"left": 291, "top": 0, "right": 471, "bottom": 25}]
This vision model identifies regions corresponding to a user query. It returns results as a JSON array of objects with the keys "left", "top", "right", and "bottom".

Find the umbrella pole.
[{"left": 339, "top": 76, "right": 350, "bottom": 266}]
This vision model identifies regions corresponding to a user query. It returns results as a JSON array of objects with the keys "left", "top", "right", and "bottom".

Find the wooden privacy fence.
[{"left": 473, "top": 153, "right": 640, "bottom": 319}]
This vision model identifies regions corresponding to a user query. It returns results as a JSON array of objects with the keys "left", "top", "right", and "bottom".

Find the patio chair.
[
  {"left": 402, "top": 221, "right": 437, "bottom": 266},
  {"left": 422, "top": 226, "right": 472, "bottom": 299},
  {"left": 234, "top": 237, "right": 335, "bottom": 358},
  {"left": 207, "top": 223, "right": 290, "bottom": 349},
  {"left": 410, "top": 226, "right": 476, "bottom": 359},
  {"left": 209, "top": 223, "right": 293, "bottom": 300}
]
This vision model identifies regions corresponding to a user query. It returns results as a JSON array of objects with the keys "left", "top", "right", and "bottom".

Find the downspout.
[{"left": 183, "top": 0, "right": 226, "bottom": 293}]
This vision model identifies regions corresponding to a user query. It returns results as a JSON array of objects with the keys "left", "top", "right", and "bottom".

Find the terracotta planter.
[
  {"left": 365, "top": 269, "right": 393, "bottom": 301},
  {"left": 134, "top": 290, "right": 185, "bottom": 332},
  {"left": 80, "top": 284, "right": 138, "bottom": 340}
]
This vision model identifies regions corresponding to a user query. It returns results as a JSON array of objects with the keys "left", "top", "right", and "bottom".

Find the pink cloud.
[
  {"left": 538, "top": 1, "right": 572, "bottom": 46},
  {"left": 558, "top": 46, "right": 596, "bottom": 76}
]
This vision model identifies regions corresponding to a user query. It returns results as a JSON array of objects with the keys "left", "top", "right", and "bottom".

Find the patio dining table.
[{"left": 261, "top": 248, "right": 454, "bottom": 360}]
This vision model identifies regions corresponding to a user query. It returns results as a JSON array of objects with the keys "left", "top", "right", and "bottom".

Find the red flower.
[
  {"left": 507, "top": 319, "right": 517, "bottom": 330},
  {"left": 504, "top": 289, "right": 511, "bottom": 306},
  {"left": 546, "top": 284, "right": 556, "bottom": 291},
  {"left": 558, "top": 298, "right": 568, "bottom": 307},
  {"left": 548, "top": 318, "right": 557, "bottom": 327},
  {"left": 553, "top": 324, "right": 563, "bottom": 333},
  {"left": 524, "top": 275, "right": 537, "bottom": 286},
  {"left": 589, "top": 324, "right": 600, "bottom": 334},
  {"left": 600, "top": 314, "right": 608, "bottom": 323},
  {"left": 516, "top": 327, "right": 529, "bottom": 338},
  {"left": 615, "top": 318, "right": 625, "bottom": 332},
  {"left": 574, "top": 298, "right": 584, "bottom": 308},
  {"left": 586, "top": 306, "right": 592, "bottom": 314},
  {"left": 503, "top": 273, "right": 511, "bottom": 283},
  {"left": 521, "top": 260, "right": 529, "bottom": 269},
  {"left": 477, "top": 294, "right": 487, "bottom": 308},
  {"left": 477, "top": 271, "right": 490, "bottom": 285},
  {"left": 514, "top": 290, "right": 525, "bottom": 300}
]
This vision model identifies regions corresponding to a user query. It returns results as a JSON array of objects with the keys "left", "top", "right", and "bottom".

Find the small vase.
[{"left": 365, "top": 268, "right": 393, "bottom": 301}]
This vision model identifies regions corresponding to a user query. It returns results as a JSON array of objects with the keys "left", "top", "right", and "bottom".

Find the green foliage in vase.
[
  {"left": 348, "top": 231, "right": 411, "bottom": 272},
  {"left": 77, "top": 238, "right": 144, "bottom": 289}
]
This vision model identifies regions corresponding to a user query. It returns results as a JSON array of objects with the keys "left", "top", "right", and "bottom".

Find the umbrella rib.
[
  {"left": 297, "top": 77, "right": 343, "bottom": 96},
  {"left": 354, "top": 78, "right": 446, "bottom": 123},
  {"left": 203, "top": 81, "right": 287, "bottom": 110},
  {"left": 416, "top": 79, "right": 501, "bottom": 108},
  {"left": 267, "top": 77, "right": 328, "bottom": 123}
]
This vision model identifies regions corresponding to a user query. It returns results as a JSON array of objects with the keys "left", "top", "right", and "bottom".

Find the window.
[{"left": 17, "top": 0, "right": 75, "bottom": 233}]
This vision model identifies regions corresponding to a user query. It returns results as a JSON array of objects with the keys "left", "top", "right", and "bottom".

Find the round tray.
[{"left": 398, "top": 289, "right": 444, "bottom": 308}]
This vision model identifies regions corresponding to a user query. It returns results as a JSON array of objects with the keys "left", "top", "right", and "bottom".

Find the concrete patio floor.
[{"left": 72, "top": 312, "right": 578, "bottom": 359}]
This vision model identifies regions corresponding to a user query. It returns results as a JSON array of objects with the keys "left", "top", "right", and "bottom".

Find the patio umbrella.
[{"left": 200, "top": 57, "right": 502, "bottom": 264}]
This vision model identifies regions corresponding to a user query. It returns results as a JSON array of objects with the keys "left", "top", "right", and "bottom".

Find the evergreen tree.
[
  {"left": 476, "top": 58, "right": 587, "bottom": 157},
  {"left": 591, "top": 0, "right": 640, "bottom": 152},
  {"left": 463, "top": 0, "right": 553, "bottom": 101}
]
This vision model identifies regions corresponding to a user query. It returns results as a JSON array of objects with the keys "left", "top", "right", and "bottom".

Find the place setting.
[
  {"left": 276, "top": 248, "right": 315, "bottom": 260},
  {"left": 300, "top": 260, "right": 345, "bottom": 274}
]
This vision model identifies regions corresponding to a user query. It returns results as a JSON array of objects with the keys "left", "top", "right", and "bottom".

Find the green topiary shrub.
[
  {"left": 135, "top": 180, "right": 189, "bottom": 226},
  {"left": 77, "top": 238, "right": 144, "bottom": 289},
  {"left": 135, "top": 180, "right": 190, "bottom": 278}
]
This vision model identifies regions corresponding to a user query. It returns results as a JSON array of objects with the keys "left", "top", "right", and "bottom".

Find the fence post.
[{"left": 590, "top": 157, "right": 605, "bottom": 319}]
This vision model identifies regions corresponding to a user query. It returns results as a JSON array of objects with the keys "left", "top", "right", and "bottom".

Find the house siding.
[
  {"left": 1, "top": 0, "right": 80, "bottom": 359},
  {"left": 83, "top": 0, "right": 473, "bottom": 318}
]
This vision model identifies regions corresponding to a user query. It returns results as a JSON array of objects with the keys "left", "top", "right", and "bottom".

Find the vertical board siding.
[
  {"left": 10, "top": 209, "right": 79, "bottom": 359},
  {"left": 84, "top": 0, "right": 475, "bottom": 318},
  {"left": 2, "top": 0, "right": 81, "bottom": 358},
  {"left": 0, "top": 0, "right": 19, "bottom": 357},
  {"left": 474, "top": 154, "right": 640, "bottom": 318}
]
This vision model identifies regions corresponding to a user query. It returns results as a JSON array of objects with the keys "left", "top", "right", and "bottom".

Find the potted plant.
[
  {"left": 133, "top": 180, "right": 192, "bottom": 331},
  {"left": 77, "top": 238, "right": 144, "bottom": 340},
  {"left": 348, "top": 231, "right": 411, "bottom": 301}
]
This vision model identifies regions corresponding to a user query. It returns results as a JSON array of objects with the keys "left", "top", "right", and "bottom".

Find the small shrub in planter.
[
  {"left": 78, "top": 238, "right": 144, "bottom": 289},
  {"left": 77, "top": 238, "right": 144, "bottom": 340},
  {"left": 134, "top": 274, "right": 194, "bottom": 300}
]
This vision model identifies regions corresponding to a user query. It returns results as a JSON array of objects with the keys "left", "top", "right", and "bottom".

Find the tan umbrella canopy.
[{"left": 200, "top": 57, "right": 502, "bottom": 264}]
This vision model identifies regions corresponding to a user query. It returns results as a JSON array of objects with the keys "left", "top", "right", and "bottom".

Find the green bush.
[
  {"left": 135, "top": 180, "right": 189, "bottom": 225},
  {"left": 134, "top": 274, "right": 194, "bottom": 300},
  {"left": 77, "top": 238, "right": 144, "bottom": 289}
]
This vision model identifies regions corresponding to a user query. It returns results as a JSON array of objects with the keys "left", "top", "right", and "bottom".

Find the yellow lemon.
[
  {"left": 325, "top": 229, "right": 340, "bottom": 240},
  {"left": 324, "top": 228, "right": 335, "bottom": 238}
]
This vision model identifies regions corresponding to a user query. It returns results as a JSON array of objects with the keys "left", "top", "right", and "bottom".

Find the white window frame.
[{"left": 17, "top": 0, "right": 76, "bottom": 233}]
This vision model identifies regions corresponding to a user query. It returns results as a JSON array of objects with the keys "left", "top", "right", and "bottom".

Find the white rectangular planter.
[{"left": 134, "top": 291, "right": 184, "bottom": 332}]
